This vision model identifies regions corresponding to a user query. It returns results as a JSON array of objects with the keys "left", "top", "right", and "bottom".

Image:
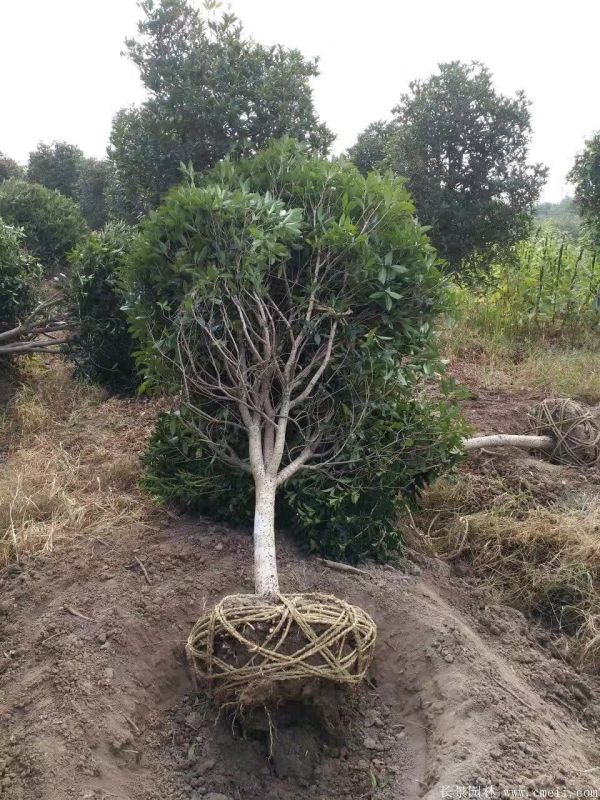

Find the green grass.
[{"left": 440, "top": 290, "right": 600, "bottom": 402}]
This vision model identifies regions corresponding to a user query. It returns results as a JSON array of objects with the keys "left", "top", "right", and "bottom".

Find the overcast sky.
[{"left": 1, "top": 0, "right": 598, "bottom": 201}]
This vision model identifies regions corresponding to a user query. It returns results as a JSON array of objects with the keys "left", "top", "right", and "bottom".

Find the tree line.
[{"left": 2, "top": 0, "right": 600, "bottom": 283}]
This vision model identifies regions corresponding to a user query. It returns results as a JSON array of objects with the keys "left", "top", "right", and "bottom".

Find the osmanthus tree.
[
  {"left": 125, "top": 139, "right": 465, "bottom": 594},
  {"left": 109, "top": 0, "right": 334, "bottom": 220},
  {"left": 0, "top": 179, "right": 87, "bottom": 270},
  {"left": 0, "top": 152, "right": 24, "bottom": 183}
]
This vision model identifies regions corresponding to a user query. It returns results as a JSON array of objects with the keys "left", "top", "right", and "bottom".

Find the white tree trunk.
[
  {"left": 464, "top": 434, "right": 553, "bottom": 451},
  {"left": 253, "top": 477, "right": 280, "bottom": 597}
]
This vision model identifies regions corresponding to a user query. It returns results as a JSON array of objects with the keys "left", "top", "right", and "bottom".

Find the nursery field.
[
  {"left": 3, "top": 2, "right": 600, "bottom": 796},
  {"left": 1, "top": 340, "right": 600, "bottom": 799}
]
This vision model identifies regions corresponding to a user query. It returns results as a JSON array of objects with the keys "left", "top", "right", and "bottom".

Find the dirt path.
[{"left": 1, "top": 516, "right": 599, "bottom": 799}]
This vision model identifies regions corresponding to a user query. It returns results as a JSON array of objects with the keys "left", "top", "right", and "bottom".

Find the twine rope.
[
  {"left": 528, "top": 398, "right": 600, "bottom": 467},
  {"left": 186, "top": 592, "right": 377, "bottom": 694}
]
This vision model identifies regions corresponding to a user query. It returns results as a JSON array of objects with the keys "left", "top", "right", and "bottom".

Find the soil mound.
[{"left": 1, "top": 518, "right": 599, "bottom": 799}]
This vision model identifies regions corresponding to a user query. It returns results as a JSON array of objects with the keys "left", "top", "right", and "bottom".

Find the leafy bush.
[
  {"left": 128, "top": 138, "right": 466, "bottom": 562},
  {"left": 142, "top": 393, "right": 466, "bottom": 563},
  {"left": 0, "top": 220, "right": 42, "bottom": 331},
  {"left": 68, "top": 223, "right": 138, "bottom": 392},
  {"left": 140, "top": 410, "right": 255, "bottom": 523},
  {"left": 282, "top": 393, "right": 466, "bottom": 561},
  {"left": 0, "top": 152, "right": 24, "bottom": 183},
  {"left": 0, "top": 180, "right": 87, "bottom": 270}
]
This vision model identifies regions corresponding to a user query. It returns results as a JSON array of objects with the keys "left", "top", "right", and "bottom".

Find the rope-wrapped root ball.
[
  {"left": 186, "top": 592, "right": 377, "bottom": 704},
  {"left": 528, "top": 398, "right": 600, "bottom": 467}
]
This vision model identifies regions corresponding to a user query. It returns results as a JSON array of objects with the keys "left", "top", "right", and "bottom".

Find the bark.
[
  {"left": 253, "top": 476, "right": 280, "bottom": 596},
  {"left": 464, "top": 434, "right": 553, "bottom": 451}
]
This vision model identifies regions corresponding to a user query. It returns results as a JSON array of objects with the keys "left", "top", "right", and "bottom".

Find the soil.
[
  {"left": 1, "top": 511, "right": 600, "bottom": 800},
  {"left": 2, "top": 368, "right": 600, "bottom": 800}
]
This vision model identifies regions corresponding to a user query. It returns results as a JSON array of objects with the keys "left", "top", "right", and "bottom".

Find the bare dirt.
[
  {"left": 1, "top": 510, "right": 600, "bottom": 800},
  {"left": 2, "top": 366, "right": 600, "bottom": 800}
]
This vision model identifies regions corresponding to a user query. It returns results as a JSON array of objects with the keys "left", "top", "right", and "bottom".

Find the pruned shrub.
[
  {"left": 0, "top": 220, "right": 42, "bottom": 332},
  {"left": 68, "top": 222, "right": 138, "bottom": 392},
  {"left": 0, "top": 179, "right": 87, "bottom": 270},
  {"left": 131, "top": 138, "right": 466, "bottom": 563}
]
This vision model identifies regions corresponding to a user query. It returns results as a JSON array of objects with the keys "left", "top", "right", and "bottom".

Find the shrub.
[
  {"left": 0, "top": 179, "right": 87, "bottom": 270},
  {"left": 140, "top": 410, "right": 255, "bottom": 523},
  {"left": 128, "top": 139, "right": 466, "bottom": 564},
  {"left": 68, "top": 223, "right": 138, "bottom": 392},
  {"left": 0, "top": 220, "right": 42, "bottom": 332}
]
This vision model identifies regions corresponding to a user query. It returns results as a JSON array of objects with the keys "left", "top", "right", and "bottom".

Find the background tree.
[
  {"left": 77, "top": 158, "right": 112, "bottom": 230},
  {"left": 27, "top": 141, "right": 84, "bottom": 200},
  {"left": 108, "top": 0, "right": 334, "bottom": 220},
  {"left": 68, "top": 223, "right": 137, "bottom": 391},
  {"left": 0, "top": 152, "right": 24, "bottom": 182},
  {"left": 568, "top": 132, "right": 600, "bottom": 244},
  {"left": 0, "top": 179, "right": 87, "bottom": 270},
  {"left": 347, "top": 121, "right": 394, "bottom": 175},
  {"left": 350, "top": 62, "right": 547, "bottom": 279}
]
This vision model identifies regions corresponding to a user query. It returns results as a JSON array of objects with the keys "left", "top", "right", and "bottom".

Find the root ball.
[
  {"left": 186, "top": 592, "right": 377, "bottom": 701},
  {"left": 528, "top": 398, "right": 600, "bottom": 467}
]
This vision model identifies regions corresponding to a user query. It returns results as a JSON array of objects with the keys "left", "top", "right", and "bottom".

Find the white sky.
[{"left": 1, "top": 0, "right": 598, "bottom": 202}]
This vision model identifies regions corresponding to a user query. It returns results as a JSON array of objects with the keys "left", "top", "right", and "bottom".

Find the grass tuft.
[{"left": 417, "top": 474, "right": 600, "bottom": 671}]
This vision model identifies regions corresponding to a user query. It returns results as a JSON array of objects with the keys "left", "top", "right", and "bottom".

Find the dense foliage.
[
  {"left": 347, "top": 121, "right": 395, "bottom": 176},
  {"left": 108, "top": 0, "right": 333, "bottom": 220},
  {"left": 350, "top": 62, "right": 547, "bottom": 280},
  {"left": 128, "top": 139, "right": 465, "bottom": 561},
  {"left": 0, "top": 152, "right": 24, "bottom": 183},
  {"left": 68, "top": 223, "right": 138, "bottom": 391},
  {"left": 569, "top": 132, "right": 600, "bottom": 245},
  {"left": 0, "top": 220, "right": 42, "bottom": 331},
  {"left": 0, "top": 180, "right": 87, "bottom": 270},
  {"left": 77, "top": 158, "right": 112, "bottom": 230},
  {"left": 450, "top": 230, "right": 600, "bottom": 340},
  {"left": 142, "top": 393, "right": 464, "bottom": 563},
  {"left": 27, "top": 141, "right": 85, "bottom": 199}
]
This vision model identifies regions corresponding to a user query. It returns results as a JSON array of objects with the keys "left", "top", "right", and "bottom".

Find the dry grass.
[
  {"left": 415, "top": 473, "right": 600, "bottom": 671},
  {"left": 515, "top": 350, "right": 600, "bottom": 404},
  {"left": 0, "top": 358, "right": 165, "bottom": 565}
]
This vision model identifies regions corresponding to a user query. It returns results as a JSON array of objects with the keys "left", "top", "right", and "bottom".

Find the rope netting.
[
  {"left": 528, "top": 398, "right": 600, "bottom": 467},
  {"left": 186, "top": 592, "right": 377, "bottom": 696}
]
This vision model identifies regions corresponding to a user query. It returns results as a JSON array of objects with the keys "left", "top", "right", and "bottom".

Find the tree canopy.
[
  {"left": 569, "top": 132, "right": 600, "bottom": 244},
  {"left": 127, "top": 138, "right": 464, "bottom": 566},
  {"left": 108, "top": 0, "right": 334, "bottom": 220},
  {"left": 349, "top": 62, "right": 547, "bottom": 279},
  {"left": 0, "top": 152, "right": 24, "bottom": 183},
  {"left": 27, "top": 141, "right": 85, "bottom": 200},
  {"left": 0, "top": 179, "right": 87, "bottom": 270}
]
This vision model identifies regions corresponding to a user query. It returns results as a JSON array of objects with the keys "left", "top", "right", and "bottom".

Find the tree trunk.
[
  {"left": 253, "top": 476, "right": 280, "bottom": 597},
  {"left": 464, "top": 434, "right": 553, "bottom": 451}
]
